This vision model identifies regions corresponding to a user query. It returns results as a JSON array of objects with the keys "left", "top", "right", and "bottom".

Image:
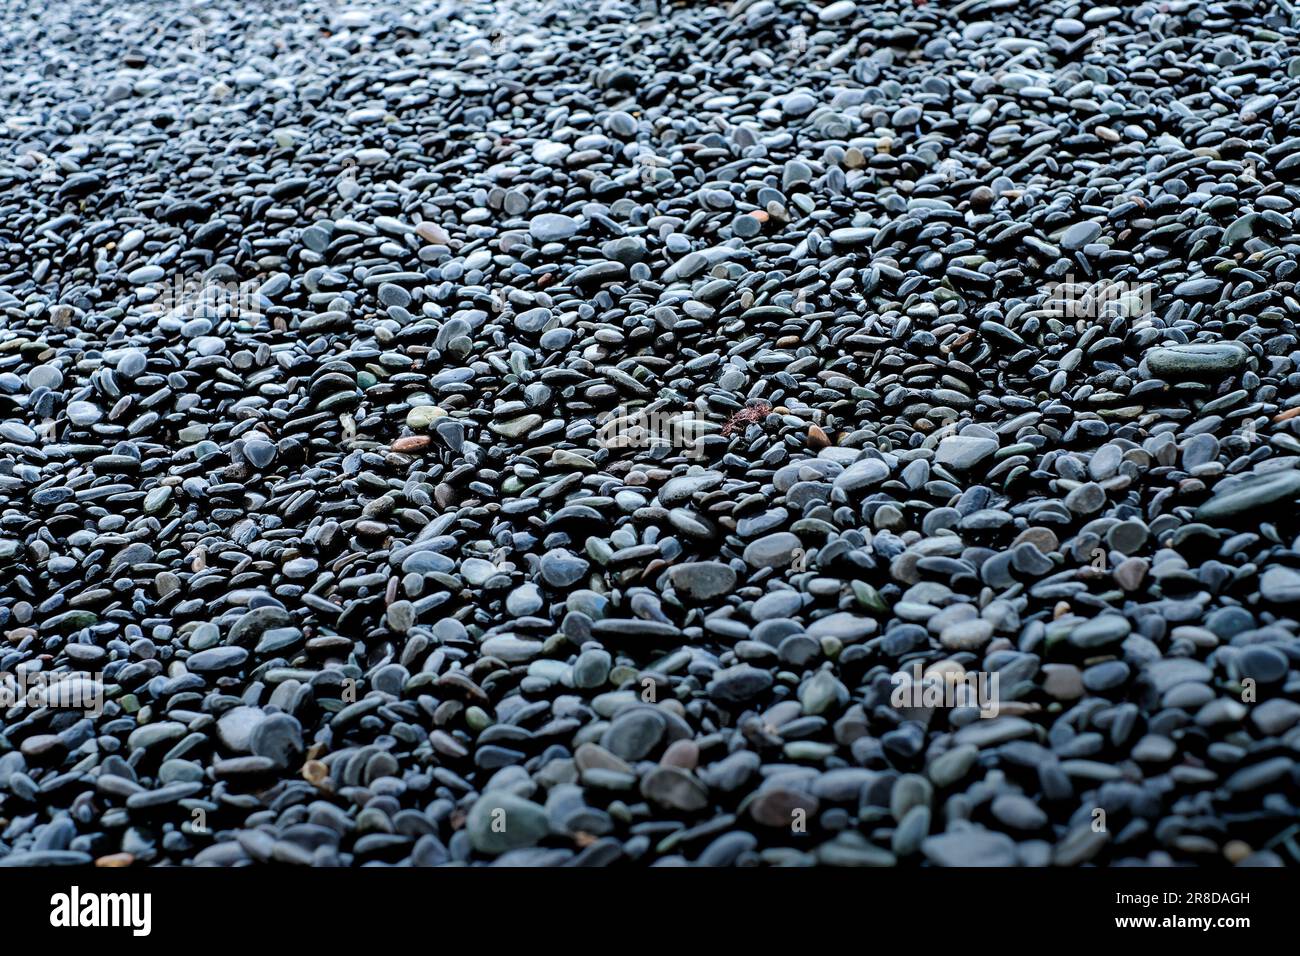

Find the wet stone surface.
[{"left": 0, "top": 0, "right": 1298, "bottom": 868}]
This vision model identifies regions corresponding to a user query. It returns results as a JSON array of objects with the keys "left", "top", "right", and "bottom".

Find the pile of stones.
[{"left": 1, "top": 0, "right": 1299, "bottom": 866}]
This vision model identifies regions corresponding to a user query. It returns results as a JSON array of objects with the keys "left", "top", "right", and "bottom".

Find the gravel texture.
[{"left": 2, "top": 0, "right": 1300, "bottom": 867}]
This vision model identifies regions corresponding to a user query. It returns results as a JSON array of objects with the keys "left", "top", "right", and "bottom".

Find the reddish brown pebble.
[
  {"left": 391, "top": 435, "right": 430, "bottom": 453},
  {"left": 660, "top": 739, "right": 699, "bottom": 770}
]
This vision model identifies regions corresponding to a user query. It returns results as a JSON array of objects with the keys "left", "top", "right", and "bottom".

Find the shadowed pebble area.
[{"left": 2, "top": 0, "right": 1300, "bottom": 869}]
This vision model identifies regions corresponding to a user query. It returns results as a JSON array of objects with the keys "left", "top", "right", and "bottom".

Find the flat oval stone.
[{"left": 1146, "top": 343, "right": 1249, "bottom": 377}]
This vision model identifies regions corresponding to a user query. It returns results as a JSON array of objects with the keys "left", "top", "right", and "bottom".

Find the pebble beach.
[{"left": 1, "top": 0, "right": 1299, "bottom": 867}]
